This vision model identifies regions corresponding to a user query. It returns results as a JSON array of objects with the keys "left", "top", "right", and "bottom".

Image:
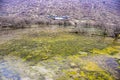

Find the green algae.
[{"left": 0, "top": 32, "right": 118, "bottom": 62}]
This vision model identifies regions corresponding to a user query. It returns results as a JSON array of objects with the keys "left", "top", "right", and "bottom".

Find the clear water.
[{"left": 0, "top": 60, "right": 21, "bottom": 80}]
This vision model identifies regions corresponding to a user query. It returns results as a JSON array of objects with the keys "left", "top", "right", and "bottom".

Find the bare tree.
[{"left": 113, "top": 23, "right": 120, "bottom": 41}]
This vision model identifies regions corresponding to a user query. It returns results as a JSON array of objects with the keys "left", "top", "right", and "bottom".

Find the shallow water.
[
  {"left": 0, "top": 60, "right": 21, "bottom": 80},
  {"left": 0, "top": 57, "right": 55, "bottom": 80}
]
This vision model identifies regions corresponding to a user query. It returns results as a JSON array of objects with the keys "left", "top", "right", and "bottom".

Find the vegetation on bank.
[{"left": 0, "top": 31, "right": 119, "bottom": 80}]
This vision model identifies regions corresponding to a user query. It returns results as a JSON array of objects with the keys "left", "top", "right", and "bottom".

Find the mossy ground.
[{"left": 0, "top": 30, "right": 120, "bottom": 80}]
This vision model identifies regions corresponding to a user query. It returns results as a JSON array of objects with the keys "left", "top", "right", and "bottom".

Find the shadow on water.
[{"left": 0, "top": 60, "right": 21, "bottom": 80}]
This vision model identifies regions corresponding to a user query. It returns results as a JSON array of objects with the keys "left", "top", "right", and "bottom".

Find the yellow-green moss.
[
  {"left": 83, "top": 62, "right": 103, "bottom": 71},
  {"left": 0, "top": 32, "right": 119, "bottom": 62},
  {"left": 91, "top": 46, "right": 120, "bottom": 55},
  {"left": 57, "top": 70, "right": 114, "bottom": 80},
  {"left": 56, "top": 60, "right": 114, "bottom": 80}
]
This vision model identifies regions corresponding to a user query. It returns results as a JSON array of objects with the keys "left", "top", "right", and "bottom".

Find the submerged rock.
[
  {"left": 79, "top": 51, "right": 88, "bottom": 56},
  {"left": 70, "top": 63, "right": 78, "bottom": 68},
  {"left": 0, "top": 60, "right": 21, "bottom": 80}
]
